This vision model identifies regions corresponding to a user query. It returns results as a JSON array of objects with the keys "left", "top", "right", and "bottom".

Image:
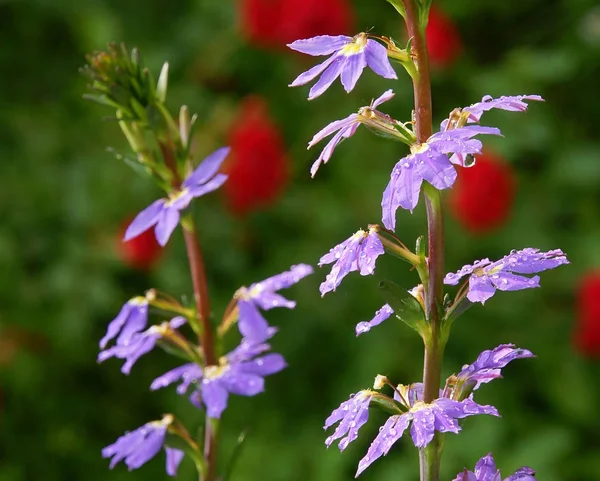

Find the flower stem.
[
  {"left": 401, "top": 1, "right": 444, "bottom": 480},
  {"left": 160, "top": 140, "right": 218, "bottom": 481}
]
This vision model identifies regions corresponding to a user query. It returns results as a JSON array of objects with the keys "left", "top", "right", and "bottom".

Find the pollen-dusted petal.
[
  {"left": 238, "top": 299, "right": 271, "bottom": 343},
  {"left": 154, "top": 207, "right": 181, "bottom": 247},
  {"left": 165, "top": 447, "right": 184, "bottom": 477},
  {"left": 183, "top": 146, "right": 231, "bottom": 187},
  {"left": 287, "top": 35, "right": 352, "bottom": 56},
  {"left": 201, "top": 378, "right": 230, "bottom": 419},
  {"left": 308, "top": 56, "right": 345, "bottom": 99},
  {"left": 324, "top": 392, "right": 372, "bottom": 451},
  {"left": 124, "top": 199, "right": 166, "bottom": 242},
  {"left": 355, "top": 414, "right": 410, "bottom": 476},
  {"left": 356, "top": 304, "right": 394, "bottom": 336},
  {"left": 340, "top": 52, "right": 367, "bottom": 92},
  {"left": 364, "top": 40, "right": 397, "bottom": 79}
]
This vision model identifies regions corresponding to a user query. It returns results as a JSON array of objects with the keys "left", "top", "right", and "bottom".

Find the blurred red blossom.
[
  {"left": 223, "top": 96, "right": 289, "bottom": 217},
  {"left": 239, "top": 0, "right": 354, "bottom": 49},
  {"left": 426, "top": 5, "right": 462, "bottom": 67},
  {"left": 449, "top": 151, "right": 516, "bottom": 234},
  {"left": 574, "top": 272, "right": 600, "bottom": 357},
  {"left": 116, "top": 217, "right": 163, "bottom": 270}
]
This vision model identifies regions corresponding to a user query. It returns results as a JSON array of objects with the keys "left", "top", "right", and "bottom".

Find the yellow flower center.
[{"left": 340, "top": 33, "right": 368, "bottom": 56}]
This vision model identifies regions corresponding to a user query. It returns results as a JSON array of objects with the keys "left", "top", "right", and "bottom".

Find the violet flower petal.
[
  {"left": 165, "top": 448, "right": 184, "bottom": 477},
  {"left": 124, "top": 199, "right": 165, "bottom": 241},
  {"left": 364, "top": 40, "right": 397, "bottom": 79},
  {"left": 340, "top": 52, "right": 367, "bottom": 92},
  {"left": 238, "top": 299, "right": 271, "bottom": 343},
  {"left": 182, "top": 147, "right": 230, "bottom": 187},
  {"left": 154, "top": 207, "right": 180, "bottom": 247},
  {"left": 356, "top": 304, "right": 394, "bottom": 336},
  {"left": 201, "top": 379, "right": 230, "bottom": 419},
  {"left": 287, "top": 35, "right": 351, "bottom": 56}
]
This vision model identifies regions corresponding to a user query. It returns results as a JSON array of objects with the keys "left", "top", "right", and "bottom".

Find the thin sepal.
[
  {"left": 222, "top": 429, "right": 249, "bottom": 481},
  {"left": 156, "top": 62, "right": 169, "bottom": 103},
  {"left": 369, "top": 392, "right": 405, "bottom": 416},
  {"left": 371, "top": 225, "right": 420, "bottom": 266}
]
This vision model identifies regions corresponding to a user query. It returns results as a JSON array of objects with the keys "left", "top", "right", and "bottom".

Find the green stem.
[{"left": 400, "top": 1, "right": 444, "bottom": 480}]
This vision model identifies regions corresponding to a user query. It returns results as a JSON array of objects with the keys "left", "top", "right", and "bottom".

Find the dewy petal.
[
  {"left": 499, "top": 248, "right": 569, "bottom": 274},
  {"left": 490, "top": 272, "right": 539, "bottom": 291},
  {"left": 165, "top": 447, "right": 184, "bottom": 477},
  {"left": 308, "top": 56, "right": 345, "bottom": 100},
  {"left": 240, "top": 353, "right": 287, "bottom": 376},
  {"left": 371, "top": 89, "right": 395, "bottom": 109},
  {"left": 457, "top": 344, "right": 535, "bottom": 391},
  {"left": 310, "top": 123, "right": 359, "bottom": 177},
  {"left": 324, "top": 392, "right": 372, "bottom": 451},
  {"left": 364, "top": 40, "right": 397, "bottom": 80},
  {"left": 289, "top": 55, "right": 338, "bottom": 87},
  {"left": 154, "top": 207, "right": 180, "bottom": 247},
  {"left": 463, "top": 94, "right": 544, "bottom": 123},
  {"left": 474, "top": 454, "right": 501, "bottom": 481},
  {"left": 505, "top": 467, "right": 536, "bottom": 481},
  {"left": 356, "top": 414, "right": 411, "bottom": 477},
  {"left": 287, "top": 35, "right": 352, "bottom": 56},
  {"left": 357, "top": 231, "right": 384, "bottom": 276},
  {"left": 220, "top": 369, "right": 265, "bottom": 396},
  {"left": 124, "top": 199, "right": 165, "bottom": 241},
  {"left": 253, "top": 291, "right": 295, "bottom": 310},
  {"left": 444, "top": 259, "right": 492, "bottom": 285},
  {"left": 382, "top": 161, "right": 423, "bottom": 229},
  {"left": 467, "top": 275, "right": 496, "bottom": 304},
  {"left": 252, "top": 263, "right": 314, "bottom": 294},
  {"left": 413, "top": 148, "right": 457, "bottom": 190},
  {"left": 237, "top": 299, "right": 271, "bottom": 343},
  {"left": 183, "top": 147, "right": 231, "bottom": 187},
  {"left": 116, "top": 303, "right": 149, "bottom": 346},
  {"left": 356, "top": 304, "right": 394, "bottom": 336},
  {"left": 410, "top": 406, "right": 435, "bottom": 447},
  {"left": 201, "top": 378, "right": 230, "bottom": 419},
  {"left": 150, "top": 363, "right": 201, "bottom": 392},
  {"left": 125, "top": 426, "right": 166, "bottom": 469},
  {"left": 340, "top": 52, "right": 367, "bottom": 93}
]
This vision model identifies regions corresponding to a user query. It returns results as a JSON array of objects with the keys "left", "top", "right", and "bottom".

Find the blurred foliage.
[{"left": 1, "top": 1, "right": 600, "bottom": 481}]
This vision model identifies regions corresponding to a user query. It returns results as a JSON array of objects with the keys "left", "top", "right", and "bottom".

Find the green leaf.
[
  {"left": 106, "top": 147, "right": 153, "bottom": 179},
  {"left": 378, "top": 280, "right": 427, "bottom": 334},
  {"left": 222, "top": 430, "right": 250, "bottom": 481}
]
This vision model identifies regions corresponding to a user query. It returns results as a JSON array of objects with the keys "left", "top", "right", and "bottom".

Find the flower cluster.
[
  {"left": 323, "top": 344, "right": 532, "bottom": 476},
  {"left": 453, "top": 454, "right": 536, "bottom": 481}
]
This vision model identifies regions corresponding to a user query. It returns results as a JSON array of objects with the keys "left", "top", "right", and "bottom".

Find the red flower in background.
[
  {"left": 574, "top": 272, "right": 600, "bottom": 357},
  {"left": 223, "top": 96, "right": 289, "bottom": 217},
  {"left": 239, "top": 0, "right": 354, "bottom": 49},
  {"left": 426, "top": 5, "right": 462, "bottom": 67},
  {"left": 116, "top": 217, "right": 163, "bottom": 270},
  {"left": 449, "top": 151, "right": 516, "bottom": 234}
]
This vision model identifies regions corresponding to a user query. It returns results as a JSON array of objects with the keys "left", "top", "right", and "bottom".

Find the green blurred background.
[{"left": 2, "top": 0, "right": 600, "bottom": 480}]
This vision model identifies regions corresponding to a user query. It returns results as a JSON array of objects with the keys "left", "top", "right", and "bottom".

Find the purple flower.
[
  {"left": 444, "top": 248, "right": 569, "bottom": 304},
  {"left": 308, "top": 90, "right": 398, "bottom": 177},
  {"left": 457, "top": 94, "right": 544, "bottom": 126},
  {"left": 381, "top": 125, "right": 501, "bottom": 228},
  {"left": 100, "top": 295, "right": 150, "bottom": 349},
  {"left": 356, "top": 396, "right": 498, "bottom": 476},
  {"left": 98, "top": 316, "right": 186, "bottom": 374},
  {"left": 453, "top": 453, "right": 536, "bottom": 481},
  {"left": 124, "top": 147, "right": 230, "bottom": 246},
  {"left": 235, "top": 264, "right": 313, "bottom": 343},
  {"left": 288, "top": 33, "right": 397, "bottom": 100},
  {"left": 324, "top": 391, "right": 373, "bottom": 451},
  {"left": 151, "top": 338, "right": 286, "bottom": 419},
  {"left": 102, "top": 415, "right": 184, "bottom": 476},
  {"left": 453, "top": 344, "right": 535, "bottom": 397},
  {"left": 355, "top": 304, "right": 394, "bottom": 336},
  {"left": 319, "top": 228, "right": 384, "bottom": 296}
]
